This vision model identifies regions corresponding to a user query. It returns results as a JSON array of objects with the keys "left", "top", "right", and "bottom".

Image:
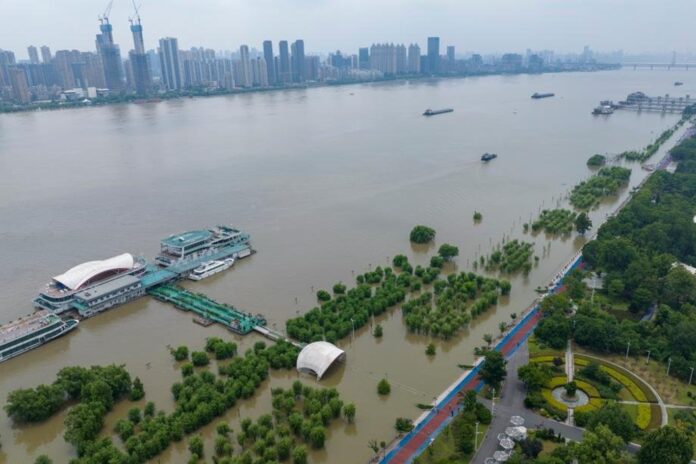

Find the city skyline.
[{"left": 1, "top": 0, "right": 695, "bottom": 59}]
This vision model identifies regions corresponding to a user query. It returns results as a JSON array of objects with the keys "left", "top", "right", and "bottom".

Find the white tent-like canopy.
[
  {"left": 296, "top": 341, "right": 345, "bottom": 379},
  {"left": 53, "top": 253, "right": 135, "bottom": 290}
]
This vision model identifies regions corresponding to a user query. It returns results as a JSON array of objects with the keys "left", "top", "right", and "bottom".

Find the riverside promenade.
[{"left": 379, "top": 253, "right": 583, "bottom": 464}]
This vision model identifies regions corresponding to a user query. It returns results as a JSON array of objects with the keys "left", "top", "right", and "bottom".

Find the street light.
[
  {"left": 351, "top": 318, "right": 355, "bottom": 341},
  {"left": 475, "top": 421, "right": 480, "bottom": 450},
  {"left": 625, "top": 341, "right": 631, "bottom": 360},
  {"left": 690, "top": 367, "right": 694, "bottom": 386},
  {"left": 646, "top": 350, "right": 651, "bottom": 364},
  {"left": 667, "top": 357, "right": 672, "bottom": 376}
]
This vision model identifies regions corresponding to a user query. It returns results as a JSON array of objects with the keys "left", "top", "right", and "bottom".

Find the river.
[{"left": 0, "top": 68, "right": 692, "bottom": 463}]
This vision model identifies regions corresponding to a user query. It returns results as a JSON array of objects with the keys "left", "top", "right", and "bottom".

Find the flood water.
[{"left": 0, "top": 69, "right": 692, "bottom": 463}]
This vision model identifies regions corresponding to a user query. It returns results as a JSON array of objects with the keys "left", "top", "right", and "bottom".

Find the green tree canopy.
[
  {"left": 410, "top": 225, "right": 436, "bottom": 244},
  {"left": 638, "top": 426, "right": 693, "bottom": 464},
  {"left": 478, "top": 350, "right": 507, "bottom": 392}
]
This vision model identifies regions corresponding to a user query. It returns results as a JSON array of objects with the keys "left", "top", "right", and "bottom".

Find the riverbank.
[{"left": 0, "top": 64, "right": 619, "bottom": 115}]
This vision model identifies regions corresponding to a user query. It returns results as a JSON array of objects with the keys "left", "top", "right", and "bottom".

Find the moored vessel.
[
  {"left": 531, "top": 92, "right": 555, "bottom": 99},
  {"left": 188, "top": 258, "right": 235, "bottom": 281},
  {"left": 592, "top": 104, "right": 614, "bottom": 115},
  {"left": 481, "top": 153, "right": 498, "bottom": 162},
  {"left": 0, "top": 311, "right": 78, "bottom": 363}
]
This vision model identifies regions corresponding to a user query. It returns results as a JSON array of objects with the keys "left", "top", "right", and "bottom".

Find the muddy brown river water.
[{"left": 0, "top": 69, "right": 692, "bottom": 463}]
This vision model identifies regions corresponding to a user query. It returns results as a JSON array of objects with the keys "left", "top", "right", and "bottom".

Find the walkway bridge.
[{"left": 148, "top": 284, "right": 266, "bottom": 335}]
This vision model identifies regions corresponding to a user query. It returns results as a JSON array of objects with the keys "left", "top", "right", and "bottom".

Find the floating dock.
[{"left": 148, "top": 284, "right": 266, "bottom": 335}]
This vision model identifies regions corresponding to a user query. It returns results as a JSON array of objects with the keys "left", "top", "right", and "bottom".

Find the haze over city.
[{"left": 1, "top": 0, "right": 695, "bottom": 55}]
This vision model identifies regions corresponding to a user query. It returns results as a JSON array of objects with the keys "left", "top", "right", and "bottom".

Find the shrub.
[
  {"left": 377, "top": 379, "right": 391, "bottom": 395},
  {"left": 172, "top": 346, "right": 189, "bottom": 361},
  {"left": 316, "top": 290, "right": 331, "bottom": 302},
  {"left": 426, "top": 343, "right": 436, "bottom": 356},
  {"left": 373, "top": 324, "right": 383, "bottom": 338},
  {"left": 395, "top": 417, "right": 414, "bottom": 433}
]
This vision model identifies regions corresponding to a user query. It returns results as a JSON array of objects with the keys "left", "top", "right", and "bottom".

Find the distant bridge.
[{"left": 621, "top": 63, "right": 693, "bottom": 70}]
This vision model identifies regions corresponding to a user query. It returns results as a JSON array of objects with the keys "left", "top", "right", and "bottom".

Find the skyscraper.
[
  {"left": 96, "top": 19, "right": 124, "bottom": 90},
  {"left": 408, "top": 44, "right": 421, "bottom": 73},
  {"left": 159, "top": 37, "right": 182, "bottom": 90},
  {"left": 278, "top": 40, "right": 291, "bottom": 84},
  {"left": 427, "top": 37, "right": 440, "bottom": 74},
  {"left": 27, "top": 46, "right": 39, "bottom": 64},
  {"left": 262, "top": 40, "right": 275, "bottom": 85},
  {"left": 447, "top": 46, "right": 455, "bottom": 62},
  {"left": 359, "top": 48, "right": 369, "bottom": 70},
  {"left": 40, "top": 45, "right": 52, "bottom": 64},
  {"left": 129, "top": 16, "right": 151, "bottom": 95},
  {"left": 238, "top": 45, "right": 251, "bottom": 88},
  {"left": 291, "top": 40, "right": 305, "bottom": 83},
  {"left": 52, "top": 50, "right": 77, "bottom": 88}
]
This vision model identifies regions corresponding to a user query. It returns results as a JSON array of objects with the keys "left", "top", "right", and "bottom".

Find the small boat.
[
  {"left": 188, "top": 258, "right": 235, "bottom": 281},
  {"left": 423, "top": 108, "right": 454, "bottom": 116},
  {"left": 675, "top": 81, "right": 684, "bottom": 86},
  {"left": 592, "top": 105, "right": 614, "bottom": 115},
  {"left": 481, "top": 153, "right": 497, "bottom": 162},
  {"left": 531, "top": 92, "right": 554, "bottom": 99}
]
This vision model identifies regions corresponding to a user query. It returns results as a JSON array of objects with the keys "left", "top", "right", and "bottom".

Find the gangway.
[{"left": 148, "top": 284, "right": 266, "bottom": 335}]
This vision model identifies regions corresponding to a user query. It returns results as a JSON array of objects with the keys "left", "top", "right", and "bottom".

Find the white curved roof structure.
[
  {"left": 53, "top": 253, "right": 135, "bottom": 290},
  {"left": 296, "top": 341, "right": 346, "bottom": 379}
]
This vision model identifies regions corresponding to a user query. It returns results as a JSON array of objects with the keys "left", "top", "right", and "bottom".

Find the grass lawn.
[
  {"left": 528, "top": 336, "right": 564, "bottom": 358},
  {"left": 620, "top": 403, "right": 639, "bottom": 422},
  {"left": 574, "top": 346, "right": 696, "bottom": 406},
  {"left": 413, "top": 421, "right": 490, "bottom": 464}
]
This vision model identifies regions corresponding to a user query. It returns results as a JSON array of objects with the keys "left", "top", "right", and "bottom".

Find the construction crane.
[
  {"left": 128, "top": 0, "right": 142, "bottom": 26},
  {"left": 99, "top": 0, "right": 114, "bottom": 25}
]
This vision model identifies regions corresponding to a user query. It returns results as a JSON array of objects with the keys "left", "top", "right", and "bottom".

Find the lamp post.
[
  {"left": 625, "top": 341, "right": 631, "bottom": 360},
  {"left": 351, "top": 318, "right": 355, "bottom": 341},
  {"left": 646, "top": 350, "right": 651, "bottom": 364},
  {"left": 667, "top": 357, "right": 672, "bottom": 376},
  {"left": 475, "top": 421, "right": 480, "bottom": 451},
  {"left": 690, "top": 367, "right": 695, "bottom": 386}
]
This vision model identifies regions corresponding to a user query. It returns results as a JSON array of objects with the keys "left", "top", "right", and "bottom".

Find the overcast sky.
[{"left": 1, "top": 0, "right": 694, "bottom": 58}]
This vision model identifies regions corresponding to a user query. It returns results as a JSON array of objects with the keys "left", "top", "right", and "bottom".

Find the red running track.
[{"left": 387, "top": 310, "right": 542, "bottom": 464}]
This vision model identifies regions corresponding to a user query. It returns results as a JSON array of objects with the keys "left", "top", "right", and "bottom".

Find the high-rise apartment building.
[
  {"left": 52, "top": 50, "right": 77, "bottom": 88},
  {"left": 158, "top": 37, "right": 182, "bottom": 90},
  {"left": 278, "top": 40, "right": 291, "bottom": 84},
  {"left": 447, "top": 46, "right": 455, "bottom": 62},
  {"left": 40, "top": 45, "right": 52, "bottom": 64},
  {"left": 396, "top": 44, "right": 407, "bottom": 74},
  {"left": 408, "top": 44, "right": 421, "bottom": 73},
  {"left": 27, "top": 46, "right": 40, "bottom": 64},
  {"left": 262, "top": 40, "right": 275, "bottom": 85},
  {"left": 9, "top": 68, "right": 31, "bottom": 103},
  {"left": 427, "top": 36, "right": 440, "bottom": 74},
  {"left": 369, "top": 43, "right": 397, "bottom": 75},
  {"left": 291, "top": 40, "right": 305, "bottom": 83}
]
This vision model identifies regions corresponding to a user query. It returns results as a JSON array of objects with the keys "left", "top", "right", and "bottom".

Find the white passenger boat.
[{"left": 188, "top": 258, "right": 235, "bottom": 281}]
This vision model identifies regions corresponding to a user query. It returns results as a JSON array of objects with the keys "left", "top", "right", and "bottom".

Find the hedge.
[
  {"left": 636, "top": 404, "right": 651, "bottom": 430},
  {"left": 573, "top": 379, "right": 601, "bottom": 398}
]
